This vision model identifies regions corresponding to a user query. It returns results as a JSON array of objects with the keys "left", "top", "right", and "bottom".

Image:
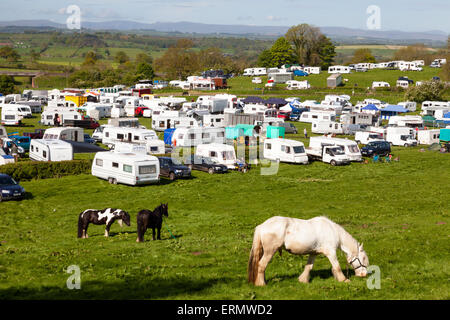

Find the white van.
[
  {"left": 102, "top": 127, "right": 157, "bottom": 148},
  {"left": 29, "top": 139, "right": 73, "bottom": 162},
  {"left": 386, "top": 127, "right": 418, "bottom": 147},
  {"left": 43, "top": 127, "right": 84, "bottom": 142},
  {"left": 196, "top": 143, "right": 237, "bottom": 169},
  {"left": 263, "top": 138, "right": 308, "bottom": 164},
  {"left": 299, "top": 111, "right": 336, "bottom": 123},
  {"left": 171, "top": 127, "right": 225, "bottom": 147},
  {"left": 354, "top": 131, "right": 384, "bottom": 145},
  {"left": 310, "top": 136, "right": 362, "bottom": 162},
  {"left": 417, "top": 129, "right": 440, "bottom": 145},
  {"left": 286, "top": 80, "right": 310, "bottom": 90},
  {"left": 92, "top": 151, "right": 160, "bottom": 185},
  {"left": 372, "top": 81, "right": 390, "bottom": 88}
]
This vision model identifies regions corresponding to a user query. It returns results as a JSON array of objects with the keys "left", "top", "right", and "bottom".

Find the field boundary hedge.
[{"left": 0, "top": 160, "right": 92, "bottom": 181}]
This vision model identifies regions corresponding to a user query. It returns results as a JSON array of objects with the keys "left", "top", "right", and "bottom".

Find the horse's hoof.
[
  {"left": 298, "top": 276, "right": 310, "bottom": 283},
  {"left": 344, "top": 279, "right": 351, "bottom": 283}
]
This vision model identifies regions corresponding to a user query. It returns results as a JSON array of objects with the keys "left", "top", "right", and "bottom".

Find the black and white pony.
[
  {"left": 136, "top": 203, "right": 169, "bottom": 242},
  {"left": 77, "top": 208, "right": 131, "bottom": 238}
]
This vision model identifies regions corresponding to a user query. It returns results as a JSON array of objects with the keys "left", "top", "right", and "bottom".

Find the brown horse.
[{"left": 136, "top": 203, "right": 168, "bottom": 242}]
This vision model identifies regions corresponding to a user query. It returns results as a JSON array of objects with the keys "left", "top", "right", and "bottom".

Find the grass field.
[{"left": 1, "top": 113, "right": 449, "bottom": 299}]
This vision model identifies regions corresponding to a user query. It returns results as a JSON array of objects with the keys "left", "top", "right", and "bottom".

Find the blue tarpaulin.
[
  {"left": 164, "top": 128, "right": 176, "bottom": 145},
  {"left": 294, "top": 70, "right": 309, "bottom": 76},
  {"left": 362, "top": 104, "right": 379, "bottom": 111}
]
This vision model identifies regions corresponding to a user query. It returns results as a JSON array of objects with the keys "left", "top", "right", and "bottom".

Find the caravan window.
[
  {"left": 43, "top": 150, "right": 47, "bottom": 158},
  {"left": 96, "top": 159, "right": 103, "bottom": 167},
  {"left": 293, "top": 146, "right": 305, "bottom": 154},
  {"left": 139, "top": 165, "right": 156, "bottom": 174},
  {"left": 159, "top": 121, "right": 165, "bottom": 128},
  {"left": 31, "top": 145, "right": 34, "bottom": 152},
  {"left": 189, "top": 133, "right": 195, "bottom": 140},
  {"left": 112, "top": 162, "right": 119, "bottom": 168},
  {"left": 202, "top": 133, "right": 210, "bottom": 139},
  {"left": 210, "top": 151, "right": 217, "bottom": 157},
  {"left": 134, "top": 136, "right": 139, "bottom": 141},
  {"left": 312, "top": 115, "right": 318, "bottom": 119},
  {"left": 117, "top": 134, "right": 124, "bottom": 140},
  {"left": 266, "top": 143, "right": 271, "bottom": 150},
  {"left": 347, "top": 145, "right": 359, "bottom": 153},
  {"left": 123, "top": 164, "right": 132, "bottom": 173},
  {"left": 47, "top": 115, "right": 53, "bottom": 120},
  {"left": 222, "top": 151, "right": 234, "bottom": 160},
  {"left": 5, "top": 115, "right": 15, "bottom": 120},
  {"left": 150, "top": 146, "right": 158, "bottom": 152}
]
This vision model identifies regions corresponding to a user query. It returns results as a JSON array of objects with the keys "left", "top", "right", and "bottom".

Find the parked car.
[
  {"left": 2, "top": 138, "right": 26, "bottom": 157},
  {"left": 158, "top": 157, "right": 191, "bottom": 180},
  {"left": 135, "top": 106, "right": 150, "bottom": 117},
  {"left": 360, "top": 140, "right": 391, "bottom": 157},
  {"left": 0, "top": 173, "right": 26, "bottom": 202},
  {"left": 23, "top": 129, "right": 45, "bottom": 139},
  {"left": 184, "top": 155, "right": 228, "bottom": 174},
  {"left": 84, "top": 134, "right": 96, "bottom": 144},
  {"left": 8, "top": 135, "right": 31, "bottom": 152}
]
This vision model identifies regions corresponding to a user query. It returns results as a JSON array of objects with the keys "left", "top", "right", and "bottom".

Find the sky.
[{"left": 0, "top": 0, "right": 449, "bottom": 32}]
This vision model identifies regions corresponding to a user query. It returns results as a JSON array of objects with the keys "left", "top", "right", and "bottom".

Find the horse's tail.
[
  {"left": 248, "top": 226, "right": 263, "bottom": 284},
  {"left": 77, "top": 212, "right": 84, "bottom": 238}
]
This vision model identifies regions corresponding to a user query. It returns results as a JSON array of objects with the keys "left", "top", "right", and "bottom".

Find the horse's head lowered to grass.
[{"left": 348, "top": 243, "right": 369, "bottom": 277}]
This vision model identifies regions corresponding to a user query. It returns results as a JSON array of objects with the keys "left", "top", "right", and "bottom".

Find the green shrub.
[
  {"left": 404, "top": 80, "right": 447, "bottom": 103},
  {"left": 0, "top": 160, "right": 92, "bottom": 181}
]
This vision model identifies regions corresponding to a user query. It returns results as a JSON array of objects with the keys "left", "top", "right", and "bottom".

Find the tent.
[
  {"left": 293, "top": 70, "right": 309, "bottom": 76},
  {"left": 380, "top": 105, "right": 409, "bottom": 120},
  {"left": 242, "top": 96, "right": 265, "bottom": 104},
  {"left": 361, "top": 104, "right": 379, "bottom": 111},
  {"left": 264, "top": 98, "right": 288, "bottom": 106},
  {"left": 266, "top": 126, "right": 285, "bottom": 139},
  {"left": 225, "top": 127, "right": 245, "bottom": 140}
]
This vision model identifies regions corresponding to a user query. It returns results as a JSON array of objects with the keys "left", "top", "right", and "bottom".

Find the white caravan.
[
  {"left": 263, "top": 138, "right": 308, "bottom": 164},
  {"left": 1, "top": 108, "right": 22, "bottom": 126},
  {"left": 299, "top": 111, "right": 336, "bottom": 123},
  {"left": 243, "top": 68, "right": 267, "bottom": 76},
  {"left": 124, "top": 98, "right": 140, "bottom": 117},
  {"left": 417, "top": 129, "right": 440, "bottom": 145},
  {"left": 2, "top": 104, "right": 32, "bottom": 118},
  {"left": 92, "top": 151, "right": 160, "bottom": 185},
  {"left": 40, "top": 110, "right": 82, "bottom": 126},
  {"left": 171, "top": 127, "right": 225, "bottom": 147},
  {"left": 372, "top": 81, "right": 390, "bottom": 89},
  {"left": 113, "top": 140, "right": 165, "bottom": 155},
  {"left": 354, "top": 131, "right": 384, "bottom": 145},
  {"left": 195, "top": 143, "right": 237, "bottom": 169},
  {"left": 303, "top": 66, "right": 320, "bottom": 74},
  {"left": 396, "top": 80, "right": 410, "bottom": 88},
  {"left": 202, "top": 114, "right": 225, "bottom": 127},
  {"left": 388, "top": 115, "right": 423, "bottom": 128},
  {"left": 286, "top": 80, "right": 310, "bottom": 90},
  {"left": 397, "top": 101, "right": 417, "bottom": 112},
  {"left": 386, "top": 127, "right": 418, "bottom": 147},
  {"left": 311, "top": 121, "right": 345, "bottom": 135},
  {"left": 328, "top": 66, "right": 351, "bottom": 74},
  {"left": 102, "top": 127, "right": 157, "bottom": 148},
  {"left": 243, "top": 104, "right": 267, "bottom": 115},
  {"left": 29, "top": 139, "right": 73, "bottom": 162},
  {"left": 43, "top": 127, "right": 84, "bottom": 142},
  {"left": 152, "top": 115, "right": 199, "bottom": 132},
  {"left": 0, "top": 125, "right": 7, "bottom": 138}
]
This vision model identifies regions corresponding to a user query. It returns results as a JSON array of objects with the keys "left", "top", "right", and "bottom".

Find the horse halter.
[{"left": 349, "top": 256, "right": 366, "bottom": 270}]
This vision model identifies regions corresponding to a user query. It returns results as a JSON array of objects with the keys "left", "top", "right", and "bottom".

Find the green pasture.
[{"left": 0, "top": 113, "right": 449, "bottom": 299}]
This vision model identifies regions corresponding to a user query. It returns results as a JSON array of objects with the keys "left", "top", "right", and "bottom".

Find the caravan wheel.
[
  {"left": 208, "top": 168, "right": 214, "bottom": 174},
  {"left": 330, "top": 160, "right": 337, "bottom": 166}
]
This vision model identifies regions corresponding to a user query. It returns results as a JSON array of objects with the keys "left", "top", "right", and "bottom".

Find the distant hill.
[{"left": 0, "top": 19, "right": 447, "bottom": 45}]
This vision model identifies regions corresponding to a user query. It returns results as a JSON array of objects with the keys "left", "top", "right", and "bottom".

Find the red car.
[
  {"left": 135, "top": 106, "right": 149, "bottom": 117},
  {"left": 277, "top": 111, "right": 291, "bottom": 120}
]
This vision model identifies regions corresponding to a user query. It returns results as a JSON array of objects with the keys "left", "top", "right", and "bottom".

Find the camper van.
[
  {"left": 311, "top": 121, "right": 345, "bottom": 135},
  {"left": 170, "top": 127, "right": 225, "bottom": 147},
  {"left": 396, "top": 80, "right": 410, "bottom": 89},
  {"left": 91, "top": 152, "right": 160, "bottom": 185},
  {"left": 43, "top": 127, "right": 85, "bottom": 142},
  {"left": 195, "top": 143, "right": 237, "bottom": 169},
  {"left": 388, "top": 115, "right": 423, "bottom": 128},
  {"left": 29, "top": 139, "right": 73, "bottom": 162},
  {"left": 328, "top": 66, "right": 351, "bottom": 74},
  {"left": 309, "top": 136, "right": 362, "bottom": 162},
  {"left": 263, "top": 138, "right": 308, "bottom": 164},
  {"left": 102, "top": 127, "right": 158, "bottom": 148},
  {"left": 386, "top": 127, "right": 418, "bottom": 147},
  {"left": 299, "top": 111, "right": 336, "bottom": 123},
  {"left": 397, "top": 102, "right": 417, "bottom": 112},
  {"left": 417, "top": 129, "right": 440, "bottom": 145},
  {"left": 354, "top": 131, "right": 384, "bottom": 145}
]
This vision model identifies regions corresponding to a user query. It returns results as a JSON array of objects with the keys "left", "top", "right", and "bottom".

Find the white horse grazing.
[{"left": 248, "top": 216, "right": 369, "bottom": 286}]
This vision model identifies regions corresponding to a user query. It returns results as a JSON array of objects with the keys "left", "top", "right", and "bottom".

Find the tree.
[
  {"left": 439, "top": 37, "right": 450, "bottom": 81},
  {"left": 256, "top": 49, "right": 272, "bottom": 68},
  {"left": 0, "top": 46, "right": 21, "bottom": 62},
  {"left": 30, "top": 49, "right": 40, "bottom": 63},
  {"left": 136, "top": 62, "right": 154, "bottom": 80},
  {"left": 154, "top": 39, "right": 199, "bottom": 79},
  {"left": 285, "top": 24, "right": 335, "bottom": 69},
  {"left": 114, "top": 51, "right": 129, "bottom": 64},
  {"left": 404, "top": 80, "right": 447, "bottom": 103},
  {"left": 0, "top": 75, "right": 16, "bottom": 95},
  {"left": 135, "top": 53, "right": 153, "bottom": 64},
  {"left": 269, "top": 37, "right": 296, "bottom": 68},
  {"left": 351, "top": 48, "right": 376, "bottom": 64},
  {"left": 82, "top": 51, "right": 98, "bottom": 66},
  {"left": 393, "top": 44, "right": 431, "bottom": 63}
]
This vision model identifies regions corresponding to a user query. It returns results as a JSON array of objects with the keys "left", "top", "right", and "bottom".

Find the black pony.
[
  {"left": 136, "top": 203, "right": 169, "bottom": 242},
  {"left": 78, "top": 208, "right": 130, "bottom": 238}
]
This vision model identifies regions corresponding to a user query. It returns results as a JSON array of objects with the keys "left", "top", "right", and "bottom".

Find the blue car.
[
  {"left": 84, "top": 134, "right": 96, "bottom": 144},
  {"left": 8, "top": 136, "right": 31, "bottom": 152},
  {"left": 0, "top": 174, "right": 26, "bottom": 202}
]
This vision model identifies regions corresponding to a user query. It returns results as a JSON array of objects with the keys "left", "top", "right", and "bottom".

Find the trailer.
[
  {"left": 263, "top": 138, "right": 308, "bottom": 164},
  {"left": 29, "top": 139, "right": 73, "bottom": 162},
  {"left": 417, "top": 129, "right": 441, "bottom": 145}
]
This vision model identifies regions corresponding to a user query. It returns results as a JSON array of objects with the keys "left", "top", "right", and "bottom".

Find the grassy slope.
[{"left": 0, "top": 116, "right": 449, "bottom": 299}]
